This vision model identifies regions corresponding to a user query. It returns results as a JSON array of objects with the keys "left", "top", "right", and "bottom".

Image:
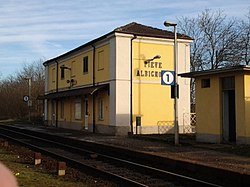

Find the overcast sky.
[{"left": 0, "top": 0, "right": 249, "bottom": 79}]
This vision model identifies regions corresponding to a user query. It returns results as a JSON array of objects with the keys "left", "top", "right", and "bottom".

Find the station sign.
[{"left": 161, "top": 70, "right": 175, "bottom": 85}]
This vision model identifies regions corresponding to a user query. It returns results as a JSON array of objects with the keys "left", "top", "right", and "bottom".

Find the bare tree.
[
  {"left": 177, "top": 9, "right": 247, "bottom": 111},
  {"left": 239, "top": 8, "right": 250, "bottom": 65},
  {"left": 198, "top": 9, "right": 241, "bottom": 69},
  {"left": 0, "top": 59, "right": 45, "bottom": 121},
  {"left": 178, "top": 17, "right": 205, "bottom": 72},
  {"left": 178, "top": 9, "right": 244, "bottom": 70}
]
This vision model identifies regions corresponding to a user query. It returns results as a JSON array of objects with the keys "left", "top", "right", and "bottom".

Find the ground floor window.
[
  {"left": 98, "top": 98, "right": 104, "bottom": 120},
  {"left": 75, "top": 98, "right": 82, "bottom": 120},
  {"left": 60, "top": 100, "right": 64, "bottom": 119}
]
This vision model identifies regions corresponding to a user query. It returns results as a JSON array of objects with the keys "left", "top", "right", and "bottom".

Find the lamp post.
[{"left": 164, "top": 21, "right": 179, "bottom": 145}]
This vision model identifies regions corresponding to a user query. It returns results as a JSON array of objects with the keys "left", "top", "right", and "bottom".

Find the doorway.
[
  {"left": 84, "top": 97, "right": 89, "bottom": 130},
  {"left": 221, "top": 77, "right": 236, "bottom": 142},
  {"left": 51, "top": 100, "right": 56, "bottom": 126}
]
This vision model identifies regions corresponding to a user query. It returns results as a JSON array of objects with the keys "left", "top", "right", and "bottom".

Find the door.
[
  {"left": 228, "top": 90, "right": 236, "bottom": 141},
  {"left": 84, "top": 98, "right": 89, "bottom": 130},
  {"left": 51, "top": 100, "right": 56, "bottom": 126},
  {"left": 222, "top": 77, "right": 236, "bottom": 142}
]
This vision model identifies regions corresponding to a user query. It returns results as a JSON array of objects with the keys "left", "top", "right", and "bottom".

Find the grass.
[{"left": 0, "top": 148, "right": 88, "bottom": 187}]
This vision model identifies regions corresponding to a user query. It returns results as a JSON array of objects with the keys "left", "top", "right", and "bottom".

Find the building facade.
[
  {"left": 43, "top": 22, "right": 192, "bottom": 135},
  {"left": 180, "top": 66, "right": 250, "bottom": 144}
]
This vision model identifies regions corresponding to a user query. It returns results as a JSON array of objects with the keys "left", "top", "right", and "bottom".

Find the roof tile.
[{"left": 114, "top": 22, "right": 192, "bottom": 40}]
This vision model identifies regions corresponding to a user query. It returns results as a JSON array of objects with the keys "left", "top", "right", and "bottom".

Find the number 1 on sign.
[{"left": 161, "top": 71, "right": 174, "bottom": 85}]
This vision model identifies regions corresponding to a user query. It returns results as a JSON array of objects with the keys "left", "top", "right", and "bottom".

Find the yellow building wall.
[
  {"left": 244, "top": 74, "right": 250, "bottom": 137},
  {"left": 48, "top": 64, "right": 56, "bottom": 92},
  {"left": 57, "top": 51, "right": 94, "bottom": 90},
  {"left": 196, "top": 76, "right": 221, "bottom": 135},
  {"left": 46, "top": 43, "right": 111, "bottom": 129},
  {"left": 47, "top": 44, "right": 110, "bottom": 92},
  {"left": 95, "top": 44, "right": 110, "bottom": 84},
  {"left": 132, "top": 41, "right": 174, "bottom": 127},
  {"left": 95, "top": 90, "right": 109, "bottom": 126},
  {"left": 235, "top": 75, "right": 245, "bottom": 138}
]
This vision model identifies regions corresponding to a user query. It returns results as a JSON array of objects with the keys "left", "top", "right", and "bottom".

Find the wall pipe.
[
  {"left": 55, "top": 60, "right": 59, "bottom": 127},
  {"left": 130, "top": 35, "right": 137, "bottom": 134},
  {"left": 91, "top": 44, "right": 96, "bottom": 133}
]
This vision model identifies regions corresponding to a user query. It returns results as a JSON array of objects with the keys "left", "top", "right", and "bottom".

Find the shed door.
[
  {"left": 222, "top": 77, "right": 236, "bottom": 142},
  {"left": 222, "top": 90, "right": 236, "bottom": 142}
]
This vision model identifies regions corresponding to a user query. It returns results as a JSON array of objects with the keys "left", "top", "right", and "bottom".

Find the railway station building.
[
  {"left": 42, "top": 22, "right": 193, "bottom": 135},
  {"left": 180, "top": 66, "right": 250, "bottom": 144}
]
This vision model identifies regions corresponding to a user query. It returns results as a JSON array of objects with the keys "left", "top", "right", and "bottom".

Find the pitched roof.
[
  {"left": 115, "top": 22, "right": 192, "bottom": 40},
  {"left": 44, "top": 22, "right": 192, "bottom": 65}
]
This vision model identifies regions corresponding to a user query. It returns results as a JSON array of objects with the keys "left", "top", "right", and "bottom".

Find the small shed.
[{"left": 180, "top": 65, "right": 250, "bottom": 144}]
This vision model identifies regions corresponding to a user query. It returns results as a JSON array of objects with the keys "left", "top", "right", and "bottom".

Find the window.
[
  {"left": 98, "top": 98, "right": 104, "bottom": 120},
  {"left": 98, "top": 50, "right": 104, "bottom": 70},
  {"left": 52, "top": 68, "right": 55, "bottom": 82},
  {"left": 71, "top": 61, "right": 75, "bottom": 77},
  {"left": 201, "top": 79, "right": 210, "bottom": 88},
  {"left": 60, "top": 66, "right": 65, "bottom": 79},
  {"left": 83, "top": 56, "right": 88, "bottom": 73},
  {"left": 60, "top": 100, "right": 64, "bottom": 118},
  {"left": 75, "top": 98, "right": 81, "bottom": 120}
]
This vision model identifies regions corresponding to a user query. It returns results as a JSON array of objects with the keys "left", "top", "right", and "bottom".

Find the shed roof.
[
  {"left": 179, "top": 65, "right": 250, "bottom": 78},
  {"left": 43, "top": 22, "right": 192, "bottom": 65}
]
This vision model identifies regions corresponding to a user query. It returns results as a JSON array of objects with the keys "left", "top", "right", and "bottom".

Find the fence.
[
  {"left": 157, "top": 121, "right": 174, "bottom": 134},
  {"left": 183, "top": 113, "right": 196, "bottom": 133},
  {"left": 156, "top": 113, "right": 196, "bottom": 134}
]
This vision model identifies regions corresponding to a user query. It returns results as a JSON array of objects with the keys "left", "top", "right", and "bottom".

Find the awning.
[{"left": 38, "top": 84, "right": 109, "bottom": 100}]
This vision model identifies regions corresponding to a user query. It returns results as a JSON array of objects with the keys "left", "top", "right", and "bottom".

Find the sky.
[{"left": 0, "top": 0, "right": 249, "bottom": 79}]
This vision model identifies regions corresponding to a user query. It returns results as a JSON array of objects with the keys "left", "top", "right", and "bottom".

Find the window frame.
[
  {"left": 83, "top": 56, "right": 88, "bottom": 74},
  {"left": 60, "top": 65, "right": 65, "bottom": 80},
  {"left": 52, "top": 68, "right": 56, "bottom": 83},
  {"left": 74, "top": 98, "right": 82, "bottom": 120},
  {"left": 98, "top": 50, "right": 104, "bottom": 71},
  {"left": 201, "top": 78, "right": 210, "bottom": 88},
  {"left": 98, "top": 98, "right": 104, "bottom": 120},
  {"left": 60, "top": 100, "right": 64, "bottom": 119}
]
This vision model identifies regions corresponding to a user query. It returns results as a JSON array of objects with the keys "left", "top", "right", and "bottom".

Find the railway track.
[{"left": 0, "top": 125, "right": 234, "bottom": 186}]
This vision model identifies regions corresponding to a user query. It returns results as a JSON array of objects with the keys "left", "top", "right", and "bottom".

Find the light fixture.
[
  {"left": 60, "top": 66, "right": 71, "bottom": 70},
  {"left": 164, "top": 21, "right": 177, "bottom": 27},
  {"left": 144, "top": 55, "right": 161, "bottom": 64}
]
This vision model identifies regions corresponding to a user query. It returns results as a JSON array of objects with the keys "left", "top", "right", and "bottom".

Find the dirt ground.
[{"left": 76, "top": 133, "right": 250, "bottom": 175}]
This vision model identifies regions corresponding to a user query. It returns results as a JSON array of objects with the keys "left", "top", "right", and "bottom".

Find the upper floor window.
[
  {"left": 52, "top": 68, "right": 55, "bottom": 82},
  {"left": 98, "top": 50, "right": 104, "bottom": 70},
  {"left": 71, "top": 61, "right": 76, "bottom": 77},
  {"left": 83, "top": 56, "right": 88, "bottom": 73},
  {"left": 60, "top": 65, "right": 65, "bottom": 80}
]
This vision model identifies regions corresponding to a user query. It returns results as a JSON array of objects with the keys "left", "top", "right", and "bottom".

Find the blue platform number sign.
[
  {"left": 161, "top": 70, "right": 175, "bottom": 85},
  {"left": 23, "top": 95, "right": 29, "bottom": 102}
]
